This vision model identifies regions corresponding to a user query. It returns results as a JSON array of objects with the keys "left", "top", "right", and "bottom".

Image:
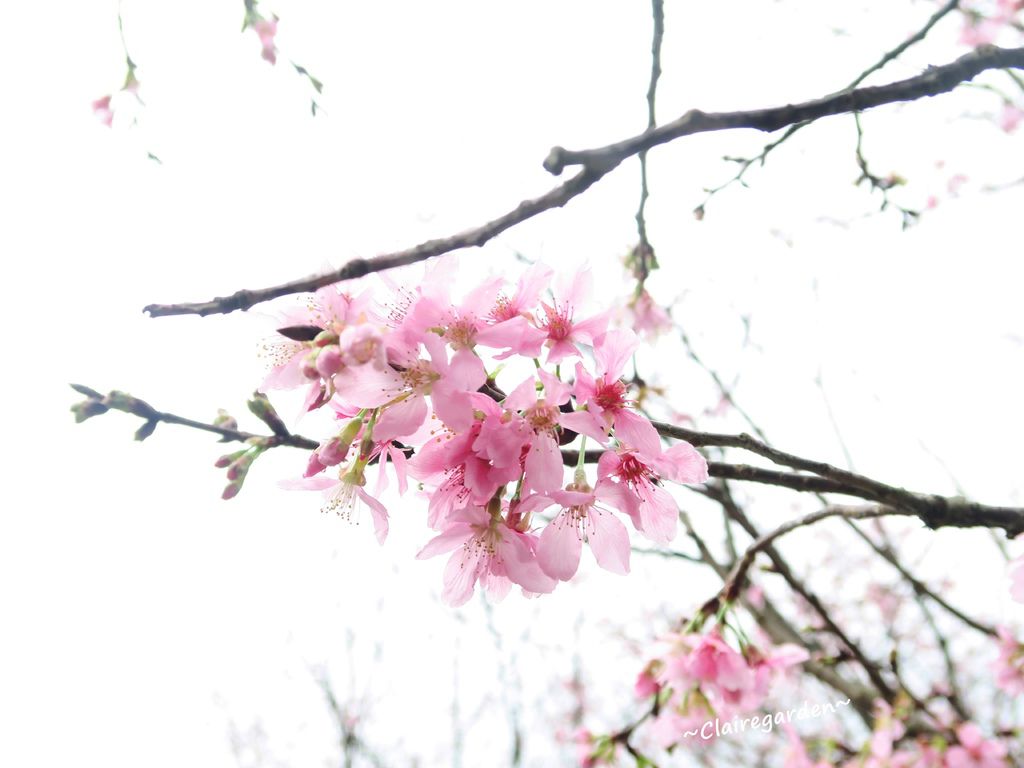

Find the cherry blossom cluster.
[
  {"left": 816, "top": 703, "right": 1010, "bottom": 768},
  {"left": 633, "top": 623, "right": 808, "bottom": 749},
  {"left": 258, "top": 260, "right": 708, "bottom": 605},
  {"left": 958, "top": 0, "right": 1023, "bottom": 47}
]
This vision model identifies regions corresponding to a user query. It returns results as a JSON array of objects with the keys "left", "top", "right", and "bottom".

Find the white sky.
[{"left": 2, "top": 1, "right": 1023, "bottom": 766}]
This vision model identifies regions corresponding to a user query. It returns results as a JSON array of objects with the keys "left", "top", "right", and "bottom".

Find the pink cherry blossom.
[
  {"left": 782, "top": 724, "right": 831, "bottom": 768},
  {"left": 408, "top": 396, "right": 522, "bottom": 528},
  {"left": 92, "top": 95, "right": 114, "bottom": 127},
  {"left": 686, "top": 628, "right": 755, "bottom": 699},
  {"left": 999, "top": 103, "right": 1023, "bottom": 133},
  {"left": 1010, "top": 554, "right": 1024, "bottom": 602},
  {"left": 339, "top": 333, "right": 485, "bottom": 439},
  {"left": 991, "top": 626, "right": 1024, "bottom": 695},
  {"left": 561, "top": 329, "right": 661, "bottom": 457},
  {"left": 252, "top": 15, "right": 279, "bottom": 64},
  {"left": 503, "top": 369, "right": 572, "bottom": 494},
  {"left": 416, "top": 503, "right": 556, "bottom": 606},
  {"left": 475, "top": 262, "right": 552, "bottom": 358},
  {"left": 528, "top": 481, "right": 632, "bottom": 580},
  {"left": 537, "top": 269, "right": 609, "bottom": 364},
  {"left": 596, "top": 442, "right": 708, "bottom": 543},
  {"left": 625, "top": 288, "right": 672, "bottom": 339},
  {"left": 283, "top": 465, "right": 390, "bottom": 544},
  {"left": 945, "top": 723, "right": 1008, "bottom": 768}
]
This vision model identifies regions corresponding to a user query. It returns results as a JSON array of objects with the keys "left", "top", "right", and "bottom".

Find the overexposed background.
[{"left": 2, "top": 1, "right": 1023, "bottom": 765}]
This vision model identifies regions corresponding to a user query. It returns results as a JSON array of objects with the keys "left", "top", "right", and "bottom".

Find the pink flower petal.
[
  {"left": 416, "top": 523, "right": 474, "bottom": 559},
  {"left": 499, "top": 530, "right": 557, "bottom": 594},
  {"left": 588, "top": 508, "right": 631, "bottom": 575},
  {"left": 358, "top": 488, "right": 390, "bottom": 545},
  {"left": 538, "top": 513, "right": 584, "bottom": 581},
  {"left": 613, "top": 409, "right": 662, "bottom": 457},
  {"left": 593, "top": 329, "right": 639, "bottom": 379},
  {"left": 373, "top": 393, "right": 428, "bottom": 442},
  {"left": 525, "top": 434, "right": 563, "bottom": 493}
]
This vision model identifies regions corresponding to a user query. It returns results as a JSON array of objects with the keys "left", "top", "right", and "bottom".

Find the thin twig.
[
  {"left": 695, "top": 0, "right": 963, "bottom": 211},
  {"left": 633, "top": 0, "right": 665, "bottom": 282}
]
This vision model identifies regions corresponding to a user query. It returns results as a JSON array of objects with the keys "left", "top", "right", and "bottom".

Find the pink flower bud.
[
  {"left": 222, "top": 482, "right": 241, "bottom": 500},
  {"left": 315, "top": 345, "right": 344, "bottom": 377},
  {"left": 313, "top": 330, "right": 338, "bottom": 348},
  {"left": 304, "top": 450, "right": 327, "bottom": 478},
  {"left": 92, "top": 95, "right": 114, "bottom": 127},
  {"left": 317, "top": 435, "right": 349, "bottom": 466},
  {"left": 634, "top": 670, "right": 660, "bottom": 698},
  {"left": 300, "top": 352, "right": 320, "bottom": 380},
  {"left": 253, "top": 15, "right": 278, "bottom": 65}
]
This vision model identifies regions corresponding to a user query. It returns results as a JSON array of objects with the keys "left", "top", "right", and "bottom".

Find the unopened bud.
[
  {"left": 304, "top": 451, "right": 327, "bottom": 478},
  {"left": 214, "top": 449, "right": 245, "bottom": 469},
  {"left": 315, "top": 345, "right": 343, "bottom": 378},
  {"left": 226, "top": 453, "right": 253, "bottom": 481},
  {"left": 300, "top": 352, "right": 320, "bottom": 380},
  {"left": 316, "top": 436, "right": 349, "bottom": 467},
  {"left": 313, "top": 330, "right": 339, "bottom": 348},
  {"left": 222, "top": 482, "right": 242, "bottom": 500}
]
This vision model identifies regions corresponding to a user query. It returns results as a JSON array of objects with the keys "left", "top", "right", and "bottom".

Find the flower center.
[
  {"left": 490, "top": 294, "right": 517, "bottom": 323},
  {"left": 524, "top": 401, "right": 560, "bottom": 434},
  {"left": 445, "top": 316, "right": 477, "bottom": 349},
  {"left": 541, "top": 303, "right": 572, "bottom": 341},
  {"left": 593, "top": 378, "right": 628, "bottom": 412},
  {"left": 615, "top": 453, "right": 654, "bottom": 487}
]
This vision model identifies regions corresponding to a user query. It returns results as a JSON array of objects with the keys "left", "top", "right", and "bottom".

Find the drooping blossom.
[
  {"left": 640, "top": 625, "right": 806, "bottom": 749},
  {"left": 597, "top": 442, "right": 709, "bottom": 543},
  {"left": 283, "top": 463, "right": 390, "bottom": 545},
  {"left": 252, "top": 15, "right": 279, "bottom": 64},
  {"left": 525, "top": 480, "right": 632, "bottom": 581},
  {"left": 625, "top": 288, "right": 672, "bottom": 339},
  {"left": 416, "top": 502, "right": 556, "bottom": 606}
]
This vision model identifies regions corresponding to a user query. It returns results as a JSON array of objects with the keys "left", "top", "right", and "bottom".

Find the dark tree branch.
[
  {"left": 704, "top": 505, "right": 908, "bottom": 611},
  {"left": 143, "top": 167, "right": 606, "bottom": 317},
  {"left": 142, "top": 46, "right": 1023, "bottom": 319},
  {"left": 651, "top": 419, "right": 1024, "bottom": 537},
  {"left": 545, "top": 45, "right": 1024, "bottom": 175},
  {"left": 679, "top": 507, "right": 879, "bottom": 724},
  {"left": 73, "top": 384, "right": 1024, "bottom": 536},
  {"left": 69, "top": 384, "right": 318, "bottom": 450},
  {"left": 842, "top": 519, "right": 997, "bottom": 636}
]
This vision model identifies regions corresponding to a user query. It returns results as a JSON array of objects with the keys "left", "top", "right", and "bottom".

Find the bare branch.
[
  {"left": 143, "top": 46, "right": 1024, "bottom": 318},
  {"left": 545, "top": 46, "right": 1024, "bottom": 175},
  {"left": 706, "top": 505, "right": 909, "bottom": 611},
  {"left": 143, "top": 167, "right": 606, "bottom": 317}
]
